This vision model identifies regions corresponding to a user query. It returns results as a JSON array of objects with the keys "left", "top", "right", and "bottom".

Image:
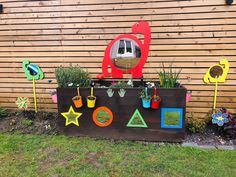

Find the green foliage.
[
  {"left": 0, "top": 107, "right": 8, "bottom": 118},
  {"left": 186, "top": 114, "right": 207, "bottom": 133},
  {"left": 139, "top": 90, "right": 151, "bottom": 100},
  {"left": 153, "top": 95, "right": 161, "bottom": 101},
  {"left": 55, "top": 65, "right": 91, "bottom": 88},
  {"left": 158, "top": 63, "right": 182, "bottom": 88},
  {"left": 109, "top": 81, "right": 133, "bottom": 88},
  {"left": 21, "top": 119, "right": 33, "bottom": 126},
  {"left": 0, "top": 134, "right": 235, "bottom": 177}
]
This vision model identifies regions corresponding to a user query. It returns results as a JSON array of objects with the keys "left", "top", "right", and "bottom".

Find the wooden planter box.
[{"left": 57, "top": 87, "right": 186, "bottom": 142}]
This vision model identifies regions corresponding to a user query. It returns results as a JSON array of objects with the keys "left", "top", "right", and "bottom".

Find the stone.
[
  {"left": 182, "top": 142, "right": 198, "bottom": 147},
  {"left": 216, "top": 145, "right": 235, "bottom": 150}
]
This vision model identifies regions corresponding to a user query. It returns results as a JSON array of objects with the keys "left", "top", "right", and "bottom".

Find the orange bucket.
[{"left": 72, "top": 96, "right": 83, "bottom": 108}]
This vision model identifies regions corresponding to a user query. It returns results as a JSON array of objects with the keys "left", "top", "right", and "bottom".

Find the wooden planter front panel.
[{"left": 57, "top": 87, "right": 186, "bottom": 142}]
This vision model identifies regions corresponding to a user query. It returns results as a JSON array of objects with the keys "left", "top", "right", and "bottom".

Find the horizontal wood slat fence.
[{"left": 0, "top": 0, "right": 235, "bottom": 119}]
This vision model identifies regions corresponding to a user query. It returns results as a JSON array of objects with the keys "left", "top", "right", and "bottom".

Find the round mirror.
[
  {"left": 209, "top": 65, "right": 223, "bottom": 78},
  {"left": 110, "top": 38, "right": 141, "bottom": 70},
  {"left": 92, "top": 107, "right": 113, "bottom": 127},
  {"left": 27, "top": 64, "right": 39, "bottom": 76}
]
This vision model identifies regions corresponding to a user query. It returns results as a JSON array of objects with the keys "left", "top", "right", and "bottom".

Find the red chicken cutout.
[{"left": 97, "top": 21, "right": 151, "bottom": 79}]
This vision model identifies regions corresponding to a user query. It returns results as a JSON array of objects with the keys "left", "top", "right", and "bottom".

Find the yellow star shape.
[{"left": 61, "top": 106, "right": 82, "bottom": 126}]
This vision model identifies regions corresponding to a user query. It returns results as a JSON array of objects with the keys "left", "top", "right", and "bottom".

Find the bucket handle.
[
  {"left": 153, "top": 87, "right": 157, "bottom": 97},
  {"left": 77, "top": 87, "right": 80, "bottom": 97}
]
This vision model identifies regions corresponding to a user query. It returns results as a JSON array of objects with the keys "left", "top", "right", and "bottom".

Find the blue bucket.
[{"left": 142, "top": 99, "right": 151, "bottom": 108}]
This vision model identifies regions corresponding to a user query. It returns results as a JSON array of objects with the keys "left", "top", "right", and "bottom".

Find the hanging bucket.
[
  {"left": 51, "top": 93, "right": 57, "bottom": 103},
  {"left": 151, "top": 98, "right": 161, "bottom": 109},
  {"left": 73, "top": 96, "right": 83, "bottom": 108},
  {"left": 151, "top": 87, "right": 161, "bottom": 109},
  {"left": 72, "top": 87, "right": 83, "bottom": 108},
  {"left": 87, "top": 96, "right": 96, "bottom": 108},
  {"left": 142, "top": 98, "right": 151, "bottom": 108}
]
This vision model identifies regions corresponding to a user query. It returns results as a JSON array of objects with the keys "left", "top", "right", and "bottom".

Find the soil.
[
  {"left": 185, "top": 128, "right": 236, "bottom": 146},
  {"left": 0, "top": 110, "right": 235, "bottom": 146},
  {"left": 0, "top": 110, "right": 59, "bottom": 135}
]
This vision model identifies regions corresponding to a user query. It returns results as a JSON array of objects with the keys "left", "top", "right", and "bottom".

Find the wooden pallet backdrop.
[{"left": 0, "top": 0, "right": 235, "bottom": 120}]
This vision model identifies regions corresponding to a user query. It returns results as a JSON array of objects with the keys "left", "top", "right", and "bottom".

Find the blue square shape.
[{"left": 161, "top": 108, "right": 183, "bottom": 129}]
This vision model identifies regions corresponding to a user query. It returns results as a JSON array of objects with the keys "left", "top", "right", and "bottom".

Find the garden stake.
[
  {"left": 32, "top": 77, "right": 37, "bottom": 112},
  {"left": 213, "top": 79, "right": 218, "bottom": 113}
]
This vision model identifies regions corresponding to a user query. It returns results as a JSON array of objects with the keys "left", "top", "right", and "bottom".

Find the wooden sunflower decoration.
[
  {"left": 16, "top": 97, "right": 30, "bottom": 109},
  {"left": 203, "top": 59, "right": 229, "bottom": 112}
]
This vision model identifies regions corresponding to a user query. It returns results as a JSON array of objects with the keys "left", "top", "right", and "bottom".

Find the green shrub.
[
  {"left": 0, "top": 107, "right": 8, "bottom": 118},
  {"left": 55, "top": 65, "right": 91, "bottom": 88},
  {"left": 21, "top": 119, "right": 33, "bottom": 126},
  {"left": 158, "top": 63, "right": 182, "bottom": 88},
  {"left": 186, "top": 114, "right": 207, "bottom": 133}
]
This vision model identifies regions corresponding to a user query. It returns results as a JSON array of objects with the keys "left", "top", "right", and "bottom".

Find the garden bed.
[{"left": 57, "top": 85, "right": 186, "bottom": 142}]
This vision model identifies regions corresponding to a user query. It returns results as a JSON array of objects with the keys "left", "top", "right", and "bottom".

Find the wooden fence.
[{"left": 0, "top": 0, "right": 235, "bottom": 119}]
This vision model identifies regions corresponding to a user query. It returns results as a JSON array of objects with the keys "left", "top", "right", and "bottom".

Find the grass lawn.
[{"left": 0, "top": 134, "right": 235, "bottom": 177}]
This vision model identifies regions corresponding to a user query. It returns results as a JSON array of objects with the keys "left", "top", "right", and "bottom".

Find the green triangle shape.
[{"left": 127, "top": 109, "right": 148, "bottom": 128}]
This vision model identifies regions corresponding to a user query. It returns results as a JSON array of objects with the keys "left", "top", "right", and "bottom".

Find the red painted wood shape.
[{"left": 97, "top": 21, "right": 151, "bottom": 79}]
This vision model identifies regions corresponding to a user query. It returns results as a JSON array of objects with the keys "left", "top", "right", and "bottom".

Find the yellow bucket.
[{"left": 87, "top": 96, "right": 96, "bottom": 108}]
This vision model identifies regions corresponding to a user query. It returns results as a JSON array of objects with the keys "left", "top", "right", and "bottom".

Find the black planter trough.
[{"left": 57, "top": 85, "right": 187, "bottom": 142}]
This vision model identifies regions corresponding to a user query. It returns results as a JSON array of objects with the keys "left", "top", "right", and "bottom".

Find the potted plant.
[
  {"left": 151, "top": 87, "right": 161, "bottom": 109},
  {"left": 158, "top": 63, "right": 182, "bottom": 88},
  {"left": 72, "top": 87, "right": 83, "bottom": 108},
  {"left": 140, "top": 87, "right": 151, "bottom": 108},
  {"left": 87, "top": 87, "right": 96, "bottom": 108},
  {"left": 51, "top": 90, "right": 57, "bottom": 103},
  {"left": 55, "top": 65, "right": 91, "bottom": 88}
]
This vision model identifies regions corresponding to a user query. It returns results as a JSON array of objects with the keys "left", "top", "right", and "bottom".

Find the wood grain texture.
[{"left": 0, "top": 0, "right": 235, "bottom": 120}]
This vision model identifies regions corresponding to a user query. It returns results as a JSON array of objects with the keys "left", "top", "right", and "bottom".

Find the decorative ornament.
[
  {"left": 61, "top": 106, "right": 82, "bottom": 126},
  {"left": 212, "top": 110, "right": 229, "bottom": 126},
  {"left": 22, "top": 60, "right": 44, "bottom": 113},
  {"left": 161, "top": 108, "right": 183, "bottom": 129},
  {"left": 106, "top": 88, "right": 114, "bottom": 97},
  {"left": 92, "top": 106, "right": 113, "bottom": 127},
  {"left": 127, "top": 109, "right": 148, "bottom": 128},
  {"left": 118, "top": 89, "right": 126, "bottom": 97},
  {"left": 16, "top": 97, "right": 30, "bottom": 109},
  {"left": 96, "top": 21, "right": 151, "bottom": 79},
  {"left": 203, "top": 59, "right": 229, "bottom": 112}
]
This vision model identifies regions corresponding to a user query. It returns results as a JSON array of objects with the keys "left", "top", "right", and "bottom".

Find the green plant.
[
  {"left": 21, "top": 119, "right": 33, "bottom": 126},
  {"left": 186, "top": 113, "right": 207, "bottom": 133},
  {"left": 158, "top": 63, "right": 182, "bottom": 88},
  {"left": 139, "top": 90, "right": 151, "bottom": 100},
  {"left": 55, "top": 65, "right": 91, "bottom": 87},
  {"left": 152, "top": 95, "right": 160, "bottom": 101},
  {"left": 110, "top": 81, "right": 133, "bottom": 89},
  {"left": 0, "top": 107, "right": 8, "bottom": 118}
]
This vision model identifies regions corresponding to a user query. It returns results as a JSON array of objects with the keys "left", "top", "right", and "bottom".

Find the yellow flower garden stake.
[{"left": 203, "top": 59, "right": 229, "bottom": 113}]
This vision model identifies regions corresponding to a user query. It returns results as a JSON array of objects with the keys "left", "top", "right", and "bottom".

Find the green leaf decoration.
[{"left": 16, "top": 97, "right": 30, "bottom": 109}]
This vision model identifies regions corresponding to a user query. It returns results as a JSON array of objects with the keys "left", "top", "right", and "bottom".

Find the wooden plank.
[
  {"left": 3, "top": 0, "right": 229, "bottom": 13},
  {"left": 2, "top": 12, "right": 236, "bottom": 25}
]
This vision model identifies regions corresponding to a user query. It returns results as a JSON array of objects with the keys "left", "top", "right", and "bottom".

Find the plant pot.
[
  {"left": 141, "top": 98, "right": 151, "bottom": 108},
  {"left": 87, "top": 96, "right": 96, "bottom": 108},
  {"left": 51, "top": 93, "right": 57, "bottom": 103},
  {"left": 186, "top": 91, "right": 192, "bottom": 103},
  {"left": 72, "top": 96, "right": 83, "bottom": 108},
  {"left": 151, "top": 98, "right": 161, "bottom": 109}
]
